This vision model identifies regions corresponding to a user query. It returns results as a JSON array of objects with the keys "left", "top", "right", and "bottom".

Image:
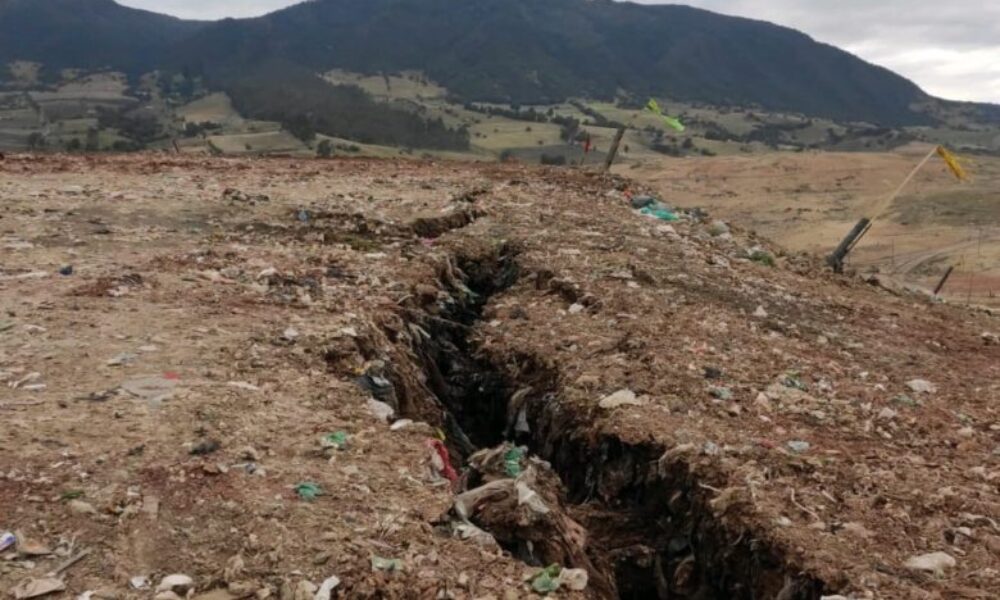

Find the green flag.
[{"left": 645, "top": 98, "right": 685, "bottom": 132}]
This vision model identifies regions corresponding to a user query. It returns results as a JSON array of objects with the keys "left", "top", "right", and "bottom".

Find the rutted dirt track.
[{"left": 1, "top": 154, "right": 999, "bottom": 599}]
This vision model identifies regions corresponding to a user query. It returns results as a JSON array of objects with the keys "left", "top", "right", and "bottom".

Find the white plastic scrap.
[
  {"left": 313, "top": 576, "right": 341, "bottom": 600},
  {"left": 515, "top": 481, "right": 551, "bottom": 515}
]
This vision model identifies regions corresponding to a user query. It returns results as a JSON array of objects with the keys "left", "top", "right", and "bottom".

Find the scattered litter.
[
  {"left": 227, "top": 381, "right": 260, "bottom": 391},
  {"left": 321, "top": 431, "right": 348, "bottom": 451},
  {"left": 906, "top": 379, "right": 937, "bottom": 394},
  {"left": 0, "top": 531, "right": 16, "bottom": 552},
  {"left": 295, "top": 482, "right": 323, "bottom": 501},
  {"left": 190, "top": 439, "right": 221, "bottom": 456},
  {"left": 515, "top": 481, "right": 550, "bottom": 515},
  {"left": 640, "top": 205, "right": 679, "bottom": 221},
  {"left": 313, "top": 576, "right": 340, "bottom": 600},
  {"left": 106, "top": 352, "right": 138, "bottom": 367},
  {"left": 504, "top": 447, "right": 525, "bottom": 477},
  {"left": 530, "top": 564, "right": 562, "bottom": 594},
  {"left": 156, "top": 575, "right": 194, "bottom": 594},
  {"left": 559, "top": 568, "right": 589, "bottom": 591},
  {"left": 366, "top": 398, "right": 395, "bottom": 422},
  {"left": 371, "top": 556, "right": 403, "bottom": 573},
  {"left": 389, "top": 419, "right": 413, "bottom": 431},
  {"left": 598, "top": 388, "right": 644, "bottom": 409},
  {"left": 787, "top": 440, "right": 811, "bottom": 454},
  {"left": 426, "top": 439, "right": 458, "bottom": 483},
  {"left": 67, "top": 499, "right": 97, "bottom": 514},
  {"left": 904, "top": 552, "right": 956, "bottom": 575},
  {"left": 12, "top": 577, "right": 65, "bottom": 600},
  {"left": 120, "top": 376, "right": 178, "bottom": 404},
  {"left": 130, "top": 577, "right": 150, "bottom": 590}
]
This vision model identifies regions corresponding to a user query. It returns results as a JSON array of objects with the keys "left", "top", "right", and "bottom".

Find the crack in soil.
[{"left": 401, "top": 244, "right": 828, "bottom": 599}]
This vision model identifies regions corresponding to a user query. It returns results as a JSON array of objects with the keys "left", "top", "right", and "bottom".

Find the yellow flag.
[{"left": 936, "top": 146, "right": 968, "bottom": 181}]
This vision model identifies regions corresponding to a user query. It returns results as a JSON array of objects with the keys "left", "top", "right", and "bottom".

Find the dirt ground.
[
  {"left": 1, "top": 153, "right": 999, "bottom": 600},
  {"left": 627, "top": 144, "right": 1000, "bottom": 306}
]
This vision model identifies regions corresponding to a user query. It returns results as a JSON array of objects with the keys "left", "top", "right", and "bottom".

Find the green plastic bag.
[
  {"left": 531, "top": 564, "right": 562, "bottom": 594},
  {"left": 504, "top": 447, "right": 524, "bottom": 477},
  {"left": 295, "top": 482, "right": 322, "bottom": 501},
  {"left": 640, "top": 206, "right": 678, "bottom": 222}
]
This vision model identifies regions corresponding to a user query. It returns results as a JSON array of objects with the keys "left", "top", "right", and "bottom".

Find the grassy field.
[{"left": 628, "top": 144, "right": 1000, "bottom": 306}]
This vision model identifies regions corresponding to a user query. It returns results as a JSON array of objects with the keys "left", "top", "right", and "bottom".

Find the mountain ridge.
[{"left": 0, "top": 0, "right": 995, "bottom": 127}]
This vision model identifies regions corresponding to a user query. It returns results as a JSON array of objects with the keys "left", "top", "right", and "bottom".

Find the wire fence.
[{"left": 844, "top": 227, "right": 1000, "bottom": 304}]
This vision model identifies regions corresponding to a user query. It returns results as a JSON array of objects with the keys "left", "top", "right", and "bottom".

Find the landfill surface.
[{"left": 1, "top": 153, "right": 999, "bottom": 600}]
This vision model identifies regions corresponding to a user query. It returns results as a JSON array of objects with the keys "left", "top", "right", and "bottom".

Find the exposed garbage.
[{"left": 1, "top": 153, "right": 997, "bottom": 599}]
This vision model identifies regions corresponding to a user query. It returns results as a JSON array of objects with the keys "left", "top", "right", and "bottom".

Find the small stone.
[
  {"left": 753, "top": 305, "right": 768, "bottom": 319},
  {"left": 840, "top": 522, "right": 873, "bottom": 539},
  {"left": 906, "top": 379, "right": 936, "bottom": 394},
  {"left": 282, "top": 327, "right": 300, "bottom": 342},
  {"left": 106, "top": 352, "right": 138, "bottom": 367},
  {"left": 68, "top": 499, "right": 97, "bottom": 515},
  {"left": 59, "top": 265, "right": 74, "bottom": 276},
  {"left": 568, "top": 303, "right": 585, "bottom": 314},
  {"left": 190, "top": 439, "right": 222, "bottom": 456},
  {"left": 709, "top": 386, "right": 733, "bottom": 400},
  {"left": 293, "top": 582, "right": 317, "bottom": 600},
  {"left": 904, "top": 552, "right": 956, "bottom": 574},
  {"left": 877, "top": 407, "right": 897, "bottom": 420}
]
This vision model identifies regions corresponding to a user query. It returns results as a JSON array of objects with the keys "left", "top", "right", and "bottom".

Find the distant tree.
[
  {"left": 66, "top": 138, "right": 82, "bottom": 152},
  {"left": 85, "top": 127, "right": 100, "bottom": 151},
  {"left": 26, "top": 132, "right": 45, "bottom": 149},
  {"left": 316, "top": 139, "right": 333, "bottom": 158}
]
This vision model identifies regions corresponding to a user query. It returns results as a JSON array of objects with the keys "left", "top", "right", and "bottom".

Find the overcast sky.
[{"left": 118, "top": 0, "right": 1000, "bottom": 103}]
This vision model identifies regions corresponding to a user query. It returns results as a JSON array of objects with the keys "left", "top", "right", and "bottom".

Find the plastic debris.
[
  {"left": 366, "top": 398, "right": 395, "bottom": 423},
  {"left": 599, "top": 388, "right": 644, "bottom": 409},
  {"left": 558, "top": 568, "right": 589, "bottom": 591},
  {"left": 156, "top": 575, "right": 194, "bottom": 594},
  {"left": 630, "top": 195, "right": 658, "bottom": 209},
  {"left": 904, "top": 552, "right": 956, "bottom": 575},
  {"left": 504, "top": 447, "right": 525, "bottom": 477},
  {"left": 530, "top": 564, "right": 562, "bottom": 594},
  {"left": 321, "top": 431, "right": 348, "bottom": 450},
  {"left": 295, "top": 482, "right": 323, "bottom": 501},
  {"left": 515, "top": 481, "right": 550, "bottom": 515},
  {"left": 313, "top": 576, "right": 340, "bottom": 600},
  {"left": 0, "top": 531, "right": 16, "bottom": 552},
  {"left": 906, "top": 379, "right": 937, "bottom": 394},
  {"left": 639, "top": 205, "right": 678, "bottom": 222},
  {"left": 371, "top": 556, "right": 403, "bottom": 572},
  {"left": 120, "top": 376, "right": 178, "bottom": 404},
  {"left": 426, "top": 439, "right": 459, "bottom": 483},
  {"left": 12, "top": 578, "right": 65, "bottom": 600},
  {"left": 787, "top": 440, "right": 811, "bottom": 454}
]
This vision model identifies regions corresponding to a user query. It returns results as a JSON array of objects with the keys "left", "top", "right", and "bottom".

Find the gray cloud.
[
  {"left": 119, "top": 0, "right": 1000, "bottom": 102},
  {"left": 637, "top": 1, "right": 1000, "bottom": 102}
]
